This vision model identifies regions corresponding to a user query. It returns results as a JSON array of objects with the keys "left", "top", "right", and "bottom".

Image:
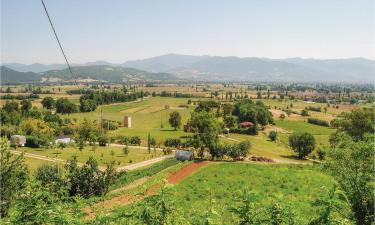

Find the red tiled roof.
[{"left": 239, "top": 121, "right": 254, "bottom": 127}]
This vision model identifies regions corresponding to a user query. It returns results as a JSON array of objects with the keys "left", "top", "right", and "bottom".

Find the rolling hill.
[
  {"left": 0, "top": 66, "right": 41, "bottom": 84},
  {"left": 1, "top": 65, "right": 179, "bottom": 84}
]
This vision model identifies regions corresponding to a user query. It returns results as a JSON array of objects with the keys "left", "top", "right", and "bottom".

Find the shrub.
[
  {"left": 289, "top": 132, "right": 315, "bottom": 159},
  {"left": 301, "top": 109, "right": 309, "bottom": 116},
  {"left": 130, "top": 136, "right": 141, "bottom": 145},
  {"left": 34, "top": 164, "right": 64, "bottom": 191},
  {"left": 25, "top": 136, "right": 49, "bottom": 148},
  {"left": 98, "top": 134, "right": 108, "bottom": 146},
  {"left": 245, "top": 125, "right": 258, "bottom": 135},
  {"left": 307, "top": 118, "right": 329, "bottom": 127},
  {"left": 269, "top": 131, "right": 277, "bottom": 141},
  {"left": 65, "top": 156, "right": 117, "bottom": 198},
  {"left": 164, "top": 138, "right": 181, "bottom": 147},
  {"left": 307, "top": 106, "right": 321, "bottom": 112},
  {"left": 316, "top": 148, "right": 326, "bottom": 160}
]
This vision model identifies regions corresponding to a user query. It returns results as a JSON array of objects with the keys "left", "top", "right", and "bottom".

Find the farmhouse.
[
  {"left": 11, "top": 135, "right": 26, "bottom": 147},
  {"left": 239, "top": 121, "right": 254, "bottom": 128}
]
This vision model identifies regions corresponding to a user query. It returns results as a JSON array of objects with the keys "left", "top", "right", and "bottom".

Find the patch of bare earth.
[{"left": 167, "top": 161, "right": 210, "bottom": 184}]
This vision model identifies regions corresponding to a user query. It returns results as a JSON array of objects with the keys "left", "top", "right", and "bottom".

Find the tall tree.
[
  {"left": 324, "top": 133, "right": 374, "bottom": 225},
  {"left": 169, "top": 111, "right": 182, "bottom": 130},
  {"left": 0, "top": 137, "right": 28, "bottom": 217}
]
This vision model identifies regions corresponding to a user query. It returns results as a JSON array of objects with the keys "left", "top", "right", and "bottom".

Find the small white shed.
[{"left": 11, "top": 135, "right": 26, "bottom": 147}]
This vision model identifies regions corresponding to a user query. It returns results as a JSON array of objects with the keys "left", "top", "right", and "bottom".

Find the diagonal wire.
[{"left": 40, "top": 0, "right": 80, "bottom": 89}]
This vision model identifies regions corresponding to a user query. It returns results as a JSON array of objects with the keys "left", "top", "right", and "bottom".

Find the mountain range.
[
  {"left": 2, "top": 54, "right": 374, "bottom": 83},
  {"left": 0, "top": 65, "right": 178, "bottom": 84}
]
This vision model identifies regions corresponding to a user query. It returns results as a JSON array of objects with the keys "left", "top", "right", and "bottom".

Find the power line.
[{"left": 40, "top": 0, "right": 80, "bottom": 89}]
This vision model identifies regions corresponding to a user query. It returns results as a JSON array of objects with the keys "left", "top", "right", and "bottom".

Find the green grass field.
[
  {"left": 20, "top": 145, "right": 164, "bottom": 168},
  {"left": 275, "top": 119, "right": 335, "bottom": 135}
]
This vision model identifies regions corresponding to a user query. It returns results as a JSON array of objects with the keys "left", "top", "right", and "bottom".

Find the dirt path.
[
  {"left": 167, "top": 161, "right": 210, "bottom": 184},
  {"left": 116, "top": 155, "right": 173, "bottom": 172}
]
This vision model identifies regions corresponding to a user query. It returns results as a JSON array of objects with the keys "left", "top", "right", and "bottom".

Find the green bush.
[
  {"left": 25, "top": 136, "right": 49, "bottom": 148},
  {"left": 269, "top": 131, "right": 277, "bottom": 141},
  {"left": 301, "top": 109, "right": 309, "bottom": 116},
  {"left": 130, "top": 136, "right": 141, "bottom": 145},
  {"left": 307, "top": 118, "right": 329, "bottom": 127},
  {"left": 164, "top": 138, "right": 181, "bottom": 147},
  {"left": 98, "top": 134, "right": 109, "bottom": 146}
]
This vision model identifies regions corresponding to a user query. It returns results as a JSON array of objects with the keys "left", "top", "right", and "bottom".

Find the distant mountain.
[
  {"left": 1, "top": 66, "right": 41, "bottom": 84},
  {"left": 3, "top": 63, "right": 67, "bottom": 73},
  {"left": 3, "top": 54, "right": 374, "bottom": 83},
  {"left": 122, "top": 54, "right": 211, "bottom": 72},
  {"left": 121, "top": 54, "right": 375, "bottom": 83},
  {"left": 3, "top": 61, "right": 116, "bottom": 73},
  {"left": 40, "top": 65, "right": 178, "bottom": 82}
]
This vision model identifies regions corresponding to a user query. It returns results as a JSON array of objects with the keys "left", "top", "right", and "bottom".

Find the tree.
[
  {"left": 34, "top": 164, "right": 64, "bottom": 192},
  {"left": 222, "top": 104, "right": 233, "bottom": 116},
  {"left": 269, "top": 131, "right": 277, "bottom": 141},
  {"left": 2, "top": 100, "right": 19, "bottom": 113},
  {"left": 123, "top": 146, "right": 129, "bottom": 155},
  {"left": 58, "top": 142, "right": 67, "bottom": 152},
  {"left": 224, "top": 116, "right": 237, "bottom": 128},
  {"left": 147, "top": 133, "right": 151, "bottom": 153},
  {"left": 324, "top": 133, "right": 374, "bottom": 225},
  {"left": 55, "top": 98, "right": 78, "bottom": 114},
  {"left": 0, "top": 137, "right": 28, "bottom": 217},
  {"left": 150, "top": 137, "right": 156, "bottom": 152},
  {"left": 130, "top": 136, "right": 141, "bottom": 146},
  {"left": 65, "top": 156, "right": 117, "bottom": 198},
  {"left": 301, "top": 109, "right": 309, "bottom": 116},
  {"left": 308, "top": 186, "right": 351, "bottom": 225},
  {"left": 41, "top": 97, "right": 55, "bottom": 109},
  {"left": 169, "top": 111, "right": 182, "bottom": 130},
  {"left": 77, "top": 138, "right": 85, "bottom": 161},
  {"left": 332, "top": 108, "right": 374, "bottom": 141},
  {"left": 288, "top": 132, "right": 315, "bottom": 159},
  {"left": 189, "top": 111, "right": 220, "bottom": 159},
  {"left": 20, "top": 99, "right": 32, "bottom": 113}
]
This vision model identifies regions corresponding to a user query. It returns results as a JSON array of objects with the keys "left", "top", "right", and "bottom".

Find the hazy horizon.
[
  {"left": 2, "top": 53, "right": 375, "bottom": 66},
  {"left": 1, "top": 0, "right": 374, "bottom": 64}
]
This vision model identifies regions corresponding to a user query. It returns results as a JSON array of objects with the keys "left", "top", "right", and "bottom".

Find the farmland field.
[{"left": 102, "top": 162, "right": 349, "bottom": 224}]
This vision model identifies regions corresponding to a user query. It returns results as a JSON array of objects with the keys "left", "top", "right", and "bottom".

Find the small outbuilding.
[
  {"left": 11, "top": 135, "right": 26, "bottom": 147},
  {"left": 175, "top": 150, "right": 194, "bottom": 161},
  {"left": 223, "top": 128, "right": 230, "bottom": 134},
  {"left": 55, "top": 135, "right": 74, "bottom": 144}
]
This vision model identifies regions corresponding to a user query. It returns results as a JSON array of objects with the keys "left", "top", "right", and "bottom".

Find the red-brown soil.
[{"left": 167, "top": 161, "right": 210, "bottom": 184}]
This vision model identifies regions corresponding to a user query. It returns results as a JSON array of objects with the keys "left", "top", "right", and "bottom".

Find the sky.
[{"left": 1, "top": 0, "right": 374, "bottom": 64}]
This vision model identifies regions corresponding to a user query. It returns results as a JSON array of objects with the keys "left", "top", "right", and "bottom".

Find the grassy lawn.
[
  {"left": 154, "top": 163, "right": 348, "bottom": 224},
  {"left": 222, "top": 133, "right": 296, "bottom": 160},
  {"left": 20, "top": 145, "right": 165, "bottom": 167},
  {"left": 24, "top": 157, "right": 55, "bottom": 173},
  {"left": 275, "top": 119, "right": 335, "bottom": 135},
  {"left": 64, "top": 97, "right": 197, "bottom": 142}
]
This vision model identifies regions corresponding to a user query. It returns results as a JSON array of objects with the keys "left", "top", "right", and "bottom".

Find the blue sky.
[{"left": 1, "top": 0, "right": 374, "bottom": 64}]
